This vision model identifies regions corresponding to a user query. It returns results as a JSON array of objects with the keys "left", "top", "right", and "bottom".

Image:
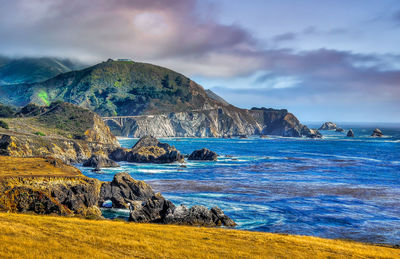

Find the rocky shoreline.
[{"left": 0, "top": 156, "right": 235, "bottom": 227}]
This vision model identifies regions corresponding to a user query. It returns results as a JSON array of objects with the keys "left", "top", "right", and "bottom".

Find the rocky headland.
[
  {"left": 0, "top": 156, "right": 235, "bottom": 227},
  {"left": 0, "top": 102, "right": 120, "bottom": 163}
]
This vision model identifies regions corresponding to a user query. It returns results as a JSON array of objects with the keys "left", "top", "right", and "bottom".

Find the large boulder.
[
  {"left": 188, "top": 148, "right": 218, "bottom": 161},
  {"left": 371, "top": 128, "right": 383, "bottom": 137},
  {"left": 319, "top": 122, "right": 337, "bottom": 130},
  {"left": 99, "top": 172, "right": 236, "bottom": 227},
  {"left": 99, "top": 172, "right": 155, "bottom": 208},
  {"left": 109, "top": 136, "right": 184, "bottom": 164},
  {"left": 83, "top": 154, "right": 120, "bottom": 168},
  {"left": 347, "top": 129, "right": 354, "bottom": 137},
  {"left": 162, "top": 205, "right": 236, "bottom": 227}
]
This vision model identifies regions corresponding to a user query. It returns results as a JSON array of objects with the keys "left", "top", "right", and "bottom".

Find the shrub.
[
  {"left": 0, "top": 120, "right": 9, "bottom": 129},
  {"left": 34, "top": 131, "right": 46, "bottom": 136}
]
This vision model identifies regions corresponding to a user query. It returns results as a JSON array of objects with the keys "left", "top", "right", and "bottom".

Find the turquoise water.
[{"left": 79, "top": 124, "right": 400, "bottom": 245}]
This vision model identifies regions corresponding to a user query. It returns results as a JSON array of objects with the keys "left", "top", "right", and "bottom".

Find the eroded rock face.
[
  {"left": 109, "top": 136, "right": 184, "bottom": 164},
  {"left": 0, "top": 177, "right": 103, "bottom": 218},
  {"left": 347, "top": 129, "right": 354, "bottom": 137},
  {"left": 83, "top": 154, "right": 120, "bottom": 168},
  {"left": 319, "top": 122, "right": 337, "bottom": 130},
  {"left": 188, "top": 148, "right": 218, "bottom": 161},
  {"left": 99, "top": 172, "right": 155, "bottom": 208},
  {"left": 371, "top": 128, "right": 383, "bottom": 137},
  {"left": 105, "top": 108, "right": 320, "bottom": 138}
]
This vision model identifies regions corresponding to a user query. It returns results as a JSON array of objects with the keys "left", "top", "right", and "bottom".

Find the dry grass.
[
  {"left": 0, "top": 156, "right": 82, "bottom": 178},
  {"left": 0, "top": 212, "right": 398, "bottom": 259}
]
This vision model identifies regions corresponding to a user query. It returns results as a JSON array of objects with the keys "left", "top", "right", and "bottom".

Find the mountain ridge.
[{"left": 0, "top": 59, "right": 319, "bottom": 138}]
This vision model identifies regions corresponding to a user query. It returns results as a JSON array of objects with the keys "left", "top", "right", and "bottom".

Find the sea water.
[{"left": 79, "top": 124, "right": 400, "bottom": 245}]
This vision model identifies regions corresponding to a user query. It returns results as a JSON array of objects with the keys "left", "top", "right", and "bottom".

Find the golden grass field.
[
  {"left": 0, "top": 212, "right": 399, "bottom": 259},
  {"left": 0, "top": 156, "right": 82, "bottom": 178}
]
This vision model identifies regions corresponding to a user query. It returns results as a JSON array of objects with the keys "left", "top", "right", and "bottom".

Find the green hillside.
[
  {"left": 0, "top": 56, "right": 84, "bottom": 85},
  {"left": 0, "top": 60, "right": 221, "bottom": 116}
]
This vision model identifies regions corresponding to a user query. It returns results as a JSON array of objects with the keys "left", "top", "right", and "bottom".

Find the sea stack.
[
  {"left": 347, "top": 129, "right": 354, "bottom": 137},
  {"left": 319, "top": 122, "right": 337, "bottom": 130},
  {"left": 371, "top": 128, "right": 383, "bottom": 137}
]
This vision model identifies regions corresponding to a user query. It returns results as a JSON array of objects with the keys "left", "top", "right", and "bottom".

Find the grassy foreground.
[{"left": 0, "top": 213, "right": 398, "bottom": 259}]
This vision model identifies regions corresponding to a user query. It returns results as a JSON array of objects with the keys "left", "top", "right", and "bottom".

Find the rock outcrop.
[
  {"left": 0, "top": 102, "right": 120, "bottom": 163},
  {"left": 100, "top": 173, "right": 235, "bottom": 227},
  {"left": 0, "top": 158, "right": 236, "bottom": 227},
  {"left": 335, "top": 128, "right": 344, "bottom": 132},
  {"left": 188, "top": 148, "right": 218, "bottom": 161},
  {"left": 162, "top": 205, "right": 236, "bottom": 226},
  {"left": 0, "top": 157, "right": 103, "bottom": 218},
  {"left": 347, "top": 129, "right": 354, "bottom": 137},
  {"left": 83, "top": 154, "right": 120, "bottom": 168},
  {"left": 319, "top": 122, "right": 337, "bottom": 130},
  {"left": 109, "top": 136, "right": 184, "bottom": 163},
  {"left": 371, "top": 128, "right": 383, "bottom": 137}
]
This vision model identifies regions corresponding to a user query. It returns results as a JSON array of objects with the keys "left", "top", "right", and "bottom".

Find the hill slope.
[
  {"left": 1, "top": 212, "right": 398, "bottom": 258},
  {"left": 0, "top": 56, "right": 84, "bottom": 85},
  {"left": 0, "top": 60, "right": 219, "bottom": 116},
  {"left": 0, "top": 60, "right": 319, "bottom": 138}
]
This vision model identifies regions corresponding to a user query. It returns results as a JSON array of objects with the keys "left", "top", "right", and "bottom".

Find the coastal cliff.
[
  {"left": 0, "top": 156, "right": 235, "bottom": 227},
  {"left": 0, "top": 102, "right": 120, "bottom": 163},
  {"left": 104, "top": 107, "right": 318, "bottom": 138}
]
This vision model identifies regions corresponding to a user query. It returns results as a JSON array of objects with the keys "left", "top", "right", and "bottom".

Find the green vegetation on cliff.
[{"left": 0, "top": 60, "right": 218, "bottom": 116}]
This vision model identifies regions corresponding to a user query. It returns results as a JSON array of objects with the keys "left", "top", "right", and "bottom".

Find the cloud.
[
  {"left": 0, "top": 0, "right": 399, "bottom": 121},
  {"left": 0, "top": 0, "right": 257, "bottom": 77},
  {"left": 272, "top": 33, "right": 297, "bottom": 43}
]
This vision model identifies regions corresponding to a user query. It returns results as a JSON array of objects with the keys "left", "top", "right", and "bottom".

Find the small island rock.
[
  {"left": 109, "top": 136, "right": 184, "bottom": 164},
  {"left": 335, "top": 128, "right": 344, "bottom": 132},
  {"left": 188, "top": 148, "right": 218, "bottom": 161},
  {"left": 319, "top": 122, "right": 337, "bottom": 130},
  {"left": 371, "top": 128, "right": 383, "bottom": 137},
  {"left": 347, "top": 129, "right": 354, "bottom": 137}
]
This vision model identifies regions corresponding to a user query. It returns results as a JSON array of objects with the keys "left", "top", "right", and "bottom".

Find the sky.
[{"left": 0, "top": 0, "right": 399, "bottom": 122}]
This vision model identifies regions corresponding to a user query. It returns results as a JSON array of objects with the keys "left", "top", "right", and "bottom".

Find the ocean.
[{"left": 79, "top": 124, "right": 400, "bottom": 245}]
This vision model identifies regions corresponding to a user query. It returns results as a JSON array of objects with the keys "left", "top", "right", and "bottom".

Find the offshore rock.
[
  {"left": 99, "top": 172, "right": 155, "bottom": 209},
  {"left": 83, "top": 154, "right": 120, "bottom": 168},
  {"left": 188, "top": 148, "right": 218, "bottom": 161},
  {"left": 347, "top": 129, "right": 355, "bottom": 137},
  {"left": 319, "top": 122, "right": 337, "bottom": 130},
  {"left": 110, "top": 136, "right": 184, "bottom": 163},
  {"left": 335, "top": 128, "right": 344, "bottom": 132},
  {"left": 99, "top": 173, "right": 235, "bottom": 226},
  {"left": 371, "top": 128, "right": 383, "bottom": 137}
]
